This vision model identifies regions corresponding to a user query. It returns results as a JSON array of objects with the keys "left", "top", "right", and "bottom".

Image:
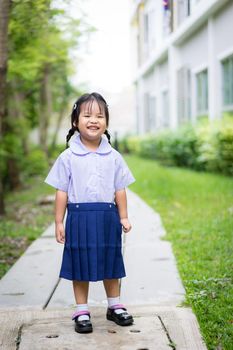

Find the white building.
[{"left": 130, "top": 0, "right": 233, "bottom": 134}]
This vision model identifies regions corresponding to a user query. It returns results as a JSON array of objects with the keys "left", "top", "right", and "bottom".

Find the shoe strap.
[
  {"left": 72, "top": 310, "right": 90, "bottom": 320},
  {"left": 110, "top": 303, "right": 126, "bottom": 311}
]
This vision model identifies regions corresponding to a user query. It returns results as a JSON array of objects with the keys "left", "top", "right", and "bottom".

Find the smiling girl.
[{"left": 45, "top": 92, "right": 135, "bottom": 333}]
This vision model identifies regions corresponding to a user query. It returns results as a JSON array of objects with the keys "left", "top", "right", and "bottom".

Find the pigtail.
[
  {"left": 66, "top": 127, "right": 76, "bottom": 148},
  {"left": 104, "top": 129, "right": 111, "bottom": 145}
]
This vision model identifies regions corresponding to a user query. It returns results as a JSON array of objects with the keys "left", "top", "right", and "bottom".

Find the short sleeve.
[
  {"left": 114, "top": 154, "right": 135, "bottom": 191},
  {"left": 44, "top": 154, "right": 71, "bottom": 192}
]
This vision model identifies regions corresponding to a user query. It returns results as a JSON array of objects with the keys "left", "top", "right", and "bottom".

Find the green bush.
[
  {"left": 216, "top": 121, "right": 233, "bottom": 175},
  {"left": 158, "top": 127, "right": 199, "bottom": 168},
  {"left": 195, "top": 122, "right": 219, "bottom": 172},
  {"left": 48, "top": 143, "right": 66, "bottom": 161},
  {"left": 126, "top": 136, "right": 142, "bottom": 155},
  {"left": 21, "top": 147, "right": 48, "bottom": 176},
  {"left": 117, "top": 136, "right": 130, "bottom": 154},
  {"left": 1, "top": 133, "right": 24, "bottom": 181},
  {"left": 120, "top": 118, "right": 233, "bottom": 176}
]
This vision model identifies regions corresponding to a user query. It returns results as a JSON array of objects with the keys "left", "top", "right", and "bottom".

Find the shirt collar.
[{"left": 69, "top": 133, "right": 112, "bottom": 155}]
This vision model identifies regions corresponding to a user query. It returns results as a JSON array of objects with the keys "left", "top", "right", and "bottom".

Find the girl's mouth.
[{"left": 87, "top": 126, "right": 99, "bottom": 130}]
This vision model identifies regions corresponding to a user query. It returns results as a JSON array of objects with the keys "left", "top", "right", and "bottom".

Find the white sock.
[
  {"left": 76, "top": 304, "right": 90, "bottom": 321},
  {"left": 107, "top": 297, "right": 125, "bottom": 314}
]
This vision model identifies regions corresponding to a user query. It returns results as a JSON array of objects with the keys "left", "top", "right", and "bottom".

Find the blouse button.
[
  {"left": 76, "top": 205, "right": 79, "bottom": 208},
  {"left": 109, "top": 204, "right": 112, "bottom": 208}
]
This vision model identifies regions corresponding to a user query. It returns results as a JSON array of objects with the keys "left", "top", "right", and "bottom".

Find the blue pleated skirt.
[{"left": 59, "top": 202, "right": 126, "bottom": 281}]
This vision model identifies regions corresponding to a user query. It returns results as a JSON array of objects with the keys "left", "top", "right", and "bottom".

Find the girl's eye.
[
  {"left": 97, "top": 115, "right": 104, "bottom": 118},
  {"left": 84, "top": 115, "right": 90, "bottom": 118}
]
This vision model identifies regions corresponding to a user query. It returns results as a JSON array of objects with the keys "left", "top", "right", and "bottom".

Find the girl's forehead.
[{"left": 80, "top": 100, "right": 104, "bottom": 114}]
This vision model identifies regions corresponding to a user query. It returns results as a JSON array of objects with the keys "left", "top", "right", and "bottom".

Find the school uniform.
[{"left": 44, "top": 133, "right": 135, "bottom": 282}]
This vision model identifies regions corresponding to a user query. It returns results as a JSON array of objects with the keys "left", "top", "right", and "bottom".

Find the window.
[
  {"left": 177, "top": 67, "right": 191, "bottom": 124},
  {"left": 163, "top": 0, "right": 173, "bottom": 35},
  {"left": 144, "top": 93, "right": 157, "bottom": 132},
  {"left": 143, "top": 10, "right": 156, "bottom": 58},
  {"left": 222, "top": 55, "right": 233, "bottom": 109},
  {"left": 196, "top": 69, "right": 208, "bottom": 115},
  {"left": 149, "top": 96, "right": 156, "bottom": 131},
  {"left": 162, "top": 90, "right": 169, "bottom": 127},
  {"left": 144, "top": 13, "right": 149, "bottom": 45},
  {"left": 177, "top": 0, "right": 191, "bottom": 26}
]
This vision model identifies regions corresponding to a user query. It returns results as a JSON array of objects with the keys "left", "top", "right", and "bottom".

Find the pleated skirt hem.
[{"left": 59, "top": 272, "right": 126, "bottom": 282}]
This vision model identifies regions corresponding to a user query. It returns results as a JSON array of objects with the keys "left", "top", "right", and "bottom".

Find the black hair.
[{"left": 66, "top": 92, "right": 111, "bottom": 148}]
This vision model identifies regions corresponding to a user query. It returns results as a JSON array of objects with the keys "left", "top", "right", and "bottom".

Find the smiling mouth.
[{"left": 87, "top": 126, "right": 99, "bottom": 130}]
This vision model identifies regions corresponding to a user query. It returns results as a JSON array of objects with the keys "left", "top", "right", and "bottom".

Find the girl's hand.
[
  {"left": 55, "top": 222, "right": 65, "bottom": 244},
  {"left": 120, "top": 218, "right": 132, "bottom": 233}
]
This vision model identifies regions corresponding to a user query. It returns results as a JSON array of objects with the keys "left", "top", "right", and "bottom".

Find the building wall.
[
  {"left": 131, "top": 0, "right": 233, "bottom": 134},
  {"left": 214, "top": 1, "right": 233, "bottom": 54}
]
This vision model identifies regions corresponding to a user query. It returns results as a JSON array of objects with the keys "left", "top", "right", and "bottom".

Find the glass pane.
[
  {"left": 196, "top": 69, "right": 208, "bottom": 114},
  {"left": 222, "top": 56, "right": 233, "bottom": 107}
]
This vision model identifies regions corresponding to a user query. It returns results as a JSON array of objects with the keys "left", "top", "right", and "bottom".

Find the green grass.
[
  {"left": 125, "top": 154, "right": 233, "bottom": 350},
  {"left": 0, "top": 174, "right": 55, "bottom": 278}
]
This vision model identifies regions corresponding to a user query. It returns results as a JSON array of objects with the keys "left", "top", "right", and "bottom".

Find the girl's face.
[{"left": 75, "top": 100, "right": 107, "bottom": 142}]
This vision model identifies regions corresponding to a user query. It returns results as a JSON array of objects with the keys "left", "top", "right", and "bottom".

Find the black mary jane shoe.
[
  {"left": 106, "top": 306, "right": 134, "bottom": 326},
  {"left": 73, "top": 314, "right": 93, "bottom": 334}
]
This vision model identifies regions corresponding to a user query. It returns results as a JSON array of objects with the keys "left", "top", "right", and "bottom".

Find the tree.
[
  {"left": 0, "top": 0, "right": 11, "bottom": 215},
  {"left": 0, "top": 0, "right": 91, "bottom": 215}
]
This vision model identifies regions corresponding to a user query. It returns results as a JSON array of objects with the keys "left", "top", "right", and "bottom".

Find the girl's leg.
[
  {"left": 73, "top": 280, "right": 89, "bottom": 304},
  {"left": 103, "top": 278, "right": 120, "bottom": 297},
  {"left": 103, "top": 278, "right": 125, "bottom": 311},
  {"left": 72, "top": 281, "right": 92, "bottom": 333},
  {"left": 103, "top": 279, "right": 133, "bottom": 326}
]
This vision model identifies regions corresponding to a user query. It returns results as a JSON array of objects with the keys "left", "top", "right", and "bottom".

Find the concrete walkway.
[{"left": 0, "top": 190, "right": 207, "bottom": 349}]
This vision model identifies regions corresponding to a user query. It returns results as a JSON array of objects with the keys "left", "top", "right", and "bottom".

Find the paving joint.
[
  {"left": 15, "top": 324, "right": 23, "bottom": 350},
  {"left": 43, "top": 278, "right": 61, "bottom": 310},
  {"left": 158, "top": 315, "right": 176, "bottom": 350}
]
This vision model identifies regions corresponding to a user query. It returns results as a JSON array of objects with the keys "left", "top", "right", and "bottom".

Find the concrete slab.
[
  {"left": 0, "top": 237, "right": 63, "bottom": 309},
  {"left": 19, "top": 314, "right": 169, "bottom": 350},
  {"left": 121, "top": 190, "right": 185, "bottom": 305},
  {"left": 122, "top": 243, "right": 185, "bottom": 305},
  {"left": 156, "top": 307, "right": 207, "bottom": 350},
  {"left": 41, "top": 223, "right": 55, "bottom": 238},
  {"left": 0, "top": 306, "right": 207, "bottom": 350}
]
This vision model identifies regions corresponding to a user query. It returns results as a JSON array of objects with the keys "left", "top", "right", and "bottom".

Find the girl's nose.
[{"left": 90, "top": 116, "right": 98, "bottom": 123}]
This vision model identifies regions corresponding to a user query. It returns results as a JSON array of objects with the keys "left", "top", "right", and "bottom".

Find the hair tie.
[{"left": 73, "top": 103, "right": 77, "bottom": 110}]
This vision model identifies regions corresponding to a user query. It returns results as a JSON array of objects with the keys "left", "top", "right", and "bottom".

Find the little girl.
[{"left": 45, "top": 92, "right": 135, "bottom": 334}]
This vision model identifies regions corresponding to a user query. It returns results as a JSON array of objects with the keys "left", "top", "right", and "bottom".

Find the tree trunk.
[
  {"left": 39, "top": 64, "right": 52, "bottom": 155},
  {"left": 0, "top": 0, "right": 11, "bottom": 215},
  {"left": 50, "top": 104, "right": 66, "bottom": 152},
  {"left": 11, "top": 79, "right": 29, "bottom": 155}
]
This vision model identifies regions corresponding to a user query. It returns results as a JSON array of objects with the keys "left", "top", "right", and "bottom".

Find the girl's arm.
[
  {"left": 55, "top": 189, "right": 68, "bottom": 243},
  {"left": 115, "top": 189, "right": 132, "bottom": 233}
]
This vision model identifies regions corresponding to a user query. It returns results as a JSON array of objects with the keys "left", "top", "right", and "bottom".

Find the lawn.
[{"left": 125, "top": 154, "right": 233, "bottom": 350}]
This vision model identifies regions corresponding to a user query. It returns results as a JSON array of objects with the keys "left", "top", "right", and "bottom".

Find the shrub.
[
  {"left": 166, "top": 126, "right": 199, "bottom": 169},
  {"left": 1, "top": 133, "right": 24, "bottom": 182},
  {"left": 126, "top": 136, "right": 142, "bottom": 155},
  {"left": 22, "top": 148, "right": 48, "bottom": 176},
  {"left": 216, "top": 120, "right": 233, "bottom": 175},
  {"left": 48, "top": 143, "right": 66, "bottom": 161},
  {"left": 120, "top": 118, "right": 233, "bottom": 176}
]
